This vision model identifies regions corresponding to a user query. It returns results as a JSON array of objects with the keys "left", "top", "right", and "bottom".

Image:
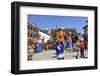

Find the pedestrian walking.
[{"left": 80, "top": 39, "right": 85, "bottom": 58}]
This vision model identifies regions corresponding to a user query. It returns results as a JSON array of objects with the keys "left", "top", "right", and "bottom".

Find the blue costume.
[
  {"left": 67, "top": 41, "right": 72, "bottom": 49},
  {"left": 37, "top": 43, "right": 43, "bottom": 53},
  {"left": 56, "top": 42, "right": 64, "bottom": 60},
  {"left": 67, "top": 32, "right": 73, "bottom": 49}
]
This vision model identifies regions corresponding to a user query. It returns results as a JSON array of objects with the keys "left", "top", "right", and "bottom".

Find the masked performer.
[
  {"left": 55, "top": 28, "right": 65, "bottom": 60},
  {"left": 67, "top": 32, "right": 73, "bottom": 51},
  {"left": 36, "top": 34, "right": 43, "bottom": 53}
]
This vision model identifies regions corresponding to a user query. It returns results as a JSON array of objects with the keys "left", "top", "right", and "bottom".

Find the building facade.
[
  {"left": 83, "top": 25, "right": 88, "bottom": 41},
  {"left": 38, "top": 29, "right": 51, "bottom": 43},
  {"left": 28, "top": 23, "right": 39, "bottom": 40},
  {"left": 28, "top": 23, "right": 51, "bottom": 43}
]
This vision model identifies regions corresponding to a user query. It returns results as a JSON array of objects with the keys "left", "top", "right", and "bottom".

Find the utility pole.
[{"left": 56, "top": 24, "right": 57, "bottom": 30}]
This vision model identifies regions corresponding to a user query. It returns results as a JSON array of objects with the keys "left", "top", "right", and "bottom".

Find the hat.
[
  {"left": 45, "top": 28, "right": 48, "bottom": 30},
  {"left": 60, "top": 27, "right": 64, "bottom": 30}
]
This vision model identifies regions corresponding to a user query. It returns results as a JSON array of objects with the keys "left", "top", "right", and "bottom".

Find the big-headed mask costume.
[
  {"left": 55, "top": 28, "right": 65, "bottom": 59},
  {"left": 56, "top": 29, "right": 65, "bottom": 43}
]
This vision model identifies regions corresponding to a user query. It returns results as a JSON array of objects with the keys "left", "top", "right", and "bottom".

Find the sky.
[{"left": 28, "top": 15, "right": 87, "bottom": 34}]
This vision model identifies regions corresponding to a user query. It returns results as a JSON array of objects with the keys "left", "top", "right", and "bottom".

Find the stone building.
[
  {"left": 28, "top": 23, "right": 38, "bottom": 40},
  {"left": 28, "top": 23, "right": 51, "bottom": 43},
  {"left": 83, "top": 25, "right": 88, "bottom": 41}
]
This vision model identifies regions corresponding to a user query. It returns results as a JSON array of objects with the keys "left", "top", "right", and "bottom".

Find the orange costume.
[{"left": 56, "top": 29, "right": 65, "bottom": 43}]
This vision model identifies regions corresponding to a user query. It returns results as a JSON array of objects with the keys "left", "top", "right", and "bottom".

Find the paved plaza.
[{"left": 32, "top": 49, "right": 88, "bottom": 60}]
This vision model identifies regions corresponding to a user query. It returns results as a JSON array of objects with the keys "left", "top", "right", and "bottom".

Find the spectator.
[{"left": 80, "top": 39, "right": 85, "bottom": 58}]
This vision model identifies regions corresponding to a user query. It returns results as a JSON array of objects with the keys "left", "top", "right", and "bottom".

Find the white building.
[{"left": 38, "top": 30, "right": 51, "bottom": 43}]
